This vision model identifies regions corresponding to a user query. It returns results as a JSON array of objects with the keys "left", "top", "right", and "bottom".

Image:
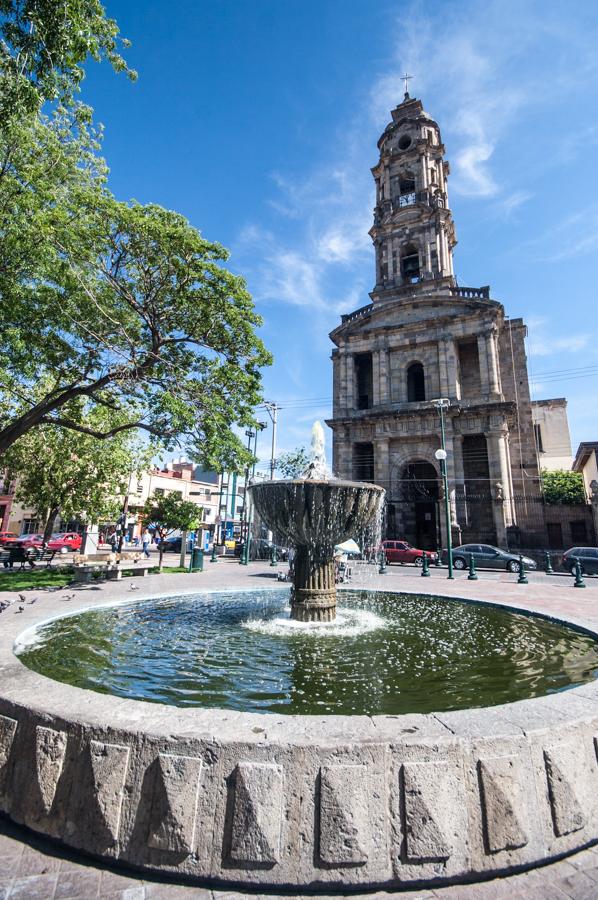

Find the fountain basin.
[{"left": 2, "top": 586, "right": 598, "bottom": 890}]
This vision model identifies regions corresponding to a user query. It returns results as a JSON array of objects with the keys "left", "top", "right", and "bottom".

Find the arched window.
[
  {"left": 407, "top": 362, "right": 425, "bottom": 402},
  {"left": 401, "top": 244, "right": 420, "bottom": 282},
  {"left": 399, "top": 172, "right": 415, "bottom": 195}
]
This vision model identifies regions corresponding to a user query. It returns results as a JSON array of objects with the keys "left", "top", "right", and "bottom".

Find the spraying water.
[{"left": 250, "top": 422, "right": 385, "bottom": 623}]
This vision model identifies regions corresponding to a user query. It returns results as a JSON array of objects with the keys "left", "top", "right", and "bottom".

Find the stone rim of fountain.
[{"left": 2, "top": 585, "right": 598, "bottom": 890}]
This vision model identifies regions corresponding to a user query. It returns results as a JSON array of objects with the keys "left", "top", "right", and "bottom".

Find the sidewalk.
[{"left": 1, "top": 560, "right": 598, "bottom": 898}]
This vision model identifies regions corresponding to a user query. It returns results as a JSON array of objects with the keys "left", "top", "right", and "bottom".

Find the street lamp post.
[
  {"left": 432, "top": 399, "right": 454, "bottom": 580},
  {"left": 240, "top": 422, "right": 267, "bottom": 567},
  {"left": 239, "top": 428, "right": 255, "bottom": 567}
]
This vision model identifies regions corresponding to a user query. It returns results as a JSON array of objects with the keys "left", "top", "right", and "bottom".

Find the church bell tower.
[
  {"left": 370, "top": 90, "right": 457, "bottom": 298},
  {"left": 328, "top": 88, "right": 549, "bottom": 552}
]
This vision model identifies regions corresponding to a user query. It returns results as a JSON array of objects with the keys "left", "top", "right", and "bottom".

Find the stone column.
[
  {"left": 452, "top": 433, "right": 466, "bottom": 536},
  {"left": 486, "top": 431, "right": 513, "bottom": 546},
  {"left": 378, "top": 347, "right": 390, "bottom": 403},
  {"left": 445, "top": 432, "right": 459, "bottom": 529},
  {"left": 438, "top": 338, "right": 450, "bottom": 397},
  {"left": 477, "top": 334, "right": 490, "bottom": 397},
  {"left": 341, "top": 350, "right": 354, "bottom": 411},
  {"left": 332, "top": 351, "right": 340, "bottom": 415},
  {"left": 372, "top": 350, "right": 381, "bottom": 407},
  {"left": 445, "top": 338, "right": 458, "bottom": 399},
  {"left": 486, "top": 329, "right": 501, "bottom": 396},
  {"left": 375, "top": 438, "right": 390, "bottom": 494}
]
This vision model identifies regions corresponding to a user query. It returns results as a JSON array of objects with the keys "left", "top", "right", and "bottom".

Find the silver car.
[{"left": 445, "top": 544, "right": 537, "bottom": 573}]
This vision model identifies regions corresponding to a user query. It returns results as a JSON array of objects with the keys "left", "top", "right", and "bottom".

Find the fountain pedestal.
[
  {"left": 291, "top": 547, "right": 336, "bottom": 622},
  {"left": 249, "top": 421, "right": 384, "bottom": 625}
]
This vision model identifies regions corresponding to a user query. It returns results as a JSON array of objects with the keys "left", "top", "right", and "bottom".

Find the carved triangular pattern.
[
  {"left": 402, "top": 761, "right": 451, "bottom": 861},
  {"left": 147, "top": 753, "right": 202, "bottom": 855},
  {"left": 230, "top": 762, "right": 283, "bottom": 864},
  {"left": 0, "top": 714, "right": 17, "bottom": 771},
  {"left": 88, "top": 740, "right": 130, "bottom": 842},
  {"left": 34, "top": 726, "right": 67, "bottom": 815},
  {"left": 478, "top": 756, "right": 528, "bottom": 852},
  {"left": 544, "top": 744, "right": 586, "bottom": 837},
  {"left": 319, "top": 764, "right": 368, "bottom": 865}
]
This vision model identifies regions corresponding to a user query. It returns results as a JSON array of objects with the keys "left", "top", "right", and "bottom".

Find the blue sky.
[{"left": 84, "top": 0, "right": 598, "bottom": 472}]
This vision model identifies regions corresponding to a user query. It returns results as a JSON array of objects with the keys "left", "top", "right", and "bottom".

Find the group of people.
[{"left": 103, "top": 528, "right": 154, "bottom": 559}]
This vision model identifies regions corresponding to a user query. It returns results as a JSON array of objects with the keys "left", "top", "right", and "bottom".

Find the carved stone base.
[{"left": 291, "top": 548, "right": 336, "bottom": 622}]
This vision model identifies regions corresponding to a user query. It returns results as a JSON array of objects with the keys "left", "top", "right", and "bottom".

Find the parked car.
[
  {"left": 561, "top": 547, "right": 598, "bottom": 576},
  {"left": 442, "top": 543, "right": 537, "bottom": 572},
  {"left": 47, "top": 532, "right": 82, "bottom": 554},
  {"left": 0, "top": 531, "right": 18, "bottom": 546},
  {"left": 381, "top": 540, "right": 438, "bottom": 567},
  {"left": 242, "top": 538, "right": 288, "bottom": 561},
  {"left": 162, "top": 535, "right": 195, "bottom": 553},
  {"left": 14, "top": 533, "right": 44, "bottom": 550}
]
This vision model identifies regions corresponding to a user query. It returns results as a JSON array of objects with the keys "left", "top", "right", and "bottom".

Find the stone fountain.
[{"left": 249, "top": 422, "right": 384, "bottom": 622}]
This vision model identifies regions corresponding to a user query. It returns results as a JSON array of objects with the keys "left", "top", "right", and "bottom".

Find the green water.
[{"left": 17, "top": 589, "right": 598, "bottom": 715}]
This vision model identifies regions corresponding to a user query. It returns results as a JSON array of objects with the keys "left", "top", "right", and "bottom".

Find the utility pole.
[{"left": 263, "top": 402, "right": 280, "bottom": 480}]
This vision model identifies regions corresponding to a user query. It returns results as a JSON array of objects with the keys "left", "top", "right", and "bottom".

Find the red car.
[
  {"left": 0, "top": 531, "right": 18, "bottom": 546},
  {"left": 15, "top": 533, "right": 44, "bottom": 550},
  {"left": 381, "top": 540, "right": 438, "bottom": 567},
  {"left": 47, "top": 532, "right": 82, "bottom": 554}
]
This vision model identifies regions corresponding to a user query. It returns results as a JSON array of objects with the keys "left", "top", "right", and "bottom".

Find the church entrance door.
[
  {"left": 415, "top": 501, "right": 437, "bottom": 550},
  {"left": 393, "top": 461, "right": 440, "bottom": 550}
]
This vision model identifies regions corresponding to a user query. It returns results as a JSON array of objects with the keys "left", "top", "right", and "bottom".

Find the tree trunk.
[
  {"left": 179, "top": 530, "right": 187, "bottom": 569},
  {"left": 43, "top": 507, "right": 60, "bottom": 546},
  {"left": 158, "top": 536, "right": 164, "bottom": 572}
]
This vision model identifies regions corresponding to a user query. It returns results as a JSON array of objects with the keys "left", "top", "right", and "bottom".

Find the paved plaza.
[{"left": 1, "top": 559, "right": 598, "bottom": 898}]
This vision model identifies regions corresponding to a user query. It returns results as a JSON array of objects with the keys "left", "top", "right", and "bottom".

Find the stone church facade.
[{"left": 327, "top": 93, "right": 549, "bottom": 551}]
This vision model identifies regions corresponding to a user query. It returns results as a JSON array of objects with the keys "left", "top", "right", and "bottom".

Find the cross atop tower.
[{"left": 401, "top": 72, "right": 413, "bottom": 100}]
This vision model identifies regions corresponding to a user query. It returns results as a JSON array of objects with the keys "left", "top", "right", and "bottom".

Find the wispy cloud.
[
  {"left": 522, "top": 203, "right": 598, "bottom": 263},
  {"left": 236, "top": 0, "right": 598, "bottom": 361},
  {"left": 530, "top": 334, "right": 590, "bottom": 357}
]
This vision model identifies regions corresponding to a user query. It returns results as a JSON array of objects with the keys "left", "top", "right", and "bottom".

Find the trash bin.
[{"left": 190, "top": 547, "right": 204, "bottom": 572}]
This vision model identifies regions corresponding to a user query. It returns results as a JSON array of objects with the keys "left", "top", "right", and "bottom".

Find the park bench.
[
  {"left": 73, "top": 559, "right": 154, "bottom": 583},
  {"left": 33, "top": 547, "right": 57, "bottom": 568},
  {"left": 1, "top": 546, "right": 37, "bottom": 570}
]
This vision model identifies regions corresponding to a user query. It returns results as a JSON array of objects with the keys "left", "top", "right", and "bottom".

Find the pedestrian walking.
[{"left": 142, "top": 528, "right": 151, "bottom": 559}]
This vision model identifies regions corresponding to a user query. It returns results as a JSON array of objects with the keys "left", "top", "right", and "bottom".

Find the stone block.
[
  {"left": 0, "top": 713, "right": 17, "bottom": 805},
  {"left": 544, "top": 739, "right": 588, "bottom": 837},
  {"left": 319, "top": 764, "right": 369, "bottom": 866},
  {"left": 147, "top": 752, "right": 202, "bottom": 855},
  {"left": 229, "top": 762, "right": 283, "bottom": 865},
  {"left": 401, "top": 760, "right": 452, "bottom": 861},
  {"left": 478, "top": 755, "right": 529, "bottom": 852},
  {"left": 33, "top": 726, "right": 68, "bottom": 816},
  {"left": 88, "top": 739, "right": 130, "bottom": 844}
]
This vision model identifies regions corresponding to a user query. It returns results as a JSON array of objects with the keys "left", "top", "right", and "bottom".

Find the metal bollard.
[
  {"left": 517, "top": 554, "right": 528, "bottom": 584},
  {"left": 573, "top": 558, "right": 586, "bottom": 589},
  {"left": 468, "top": 553, "right": 478, "bottom": 581},
  {"left": 378, "top": 550, "right": 387, "bottom": 575},
  {"left": 210, "top": 544, "right": 218, "bottom": 563},
  {"left": 270, "top": 545, "right": 278, "bottom": 567},
  {"left": 421, "top": 553, "right": 430, "bottom": 577},
  {"left": 544, "top": 551, "right": 553, "bottom": 574}
]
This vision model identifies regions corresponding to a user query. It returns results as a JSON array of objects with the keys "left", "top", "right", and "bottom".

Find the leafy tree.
[
  {"left": 0, "top": 199, "right": 272, "bottom": 465},
  {"left": 541, "top": 469, "right": 586, "bottom": 505},
  {"left": 275, "top": 447, "right": 309, "bottom": 478},
  {"left": 4, "top": 402, "right": 148, "bottom": 542},
  {"left": 142, "top": 493, "right": 202, "bottom": 571},
  {"left": 0, "top": 0, "right": 135, "bottom": 118},
  {"left": 0, "top": 6, "right": 272, "bottom": 471}
]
